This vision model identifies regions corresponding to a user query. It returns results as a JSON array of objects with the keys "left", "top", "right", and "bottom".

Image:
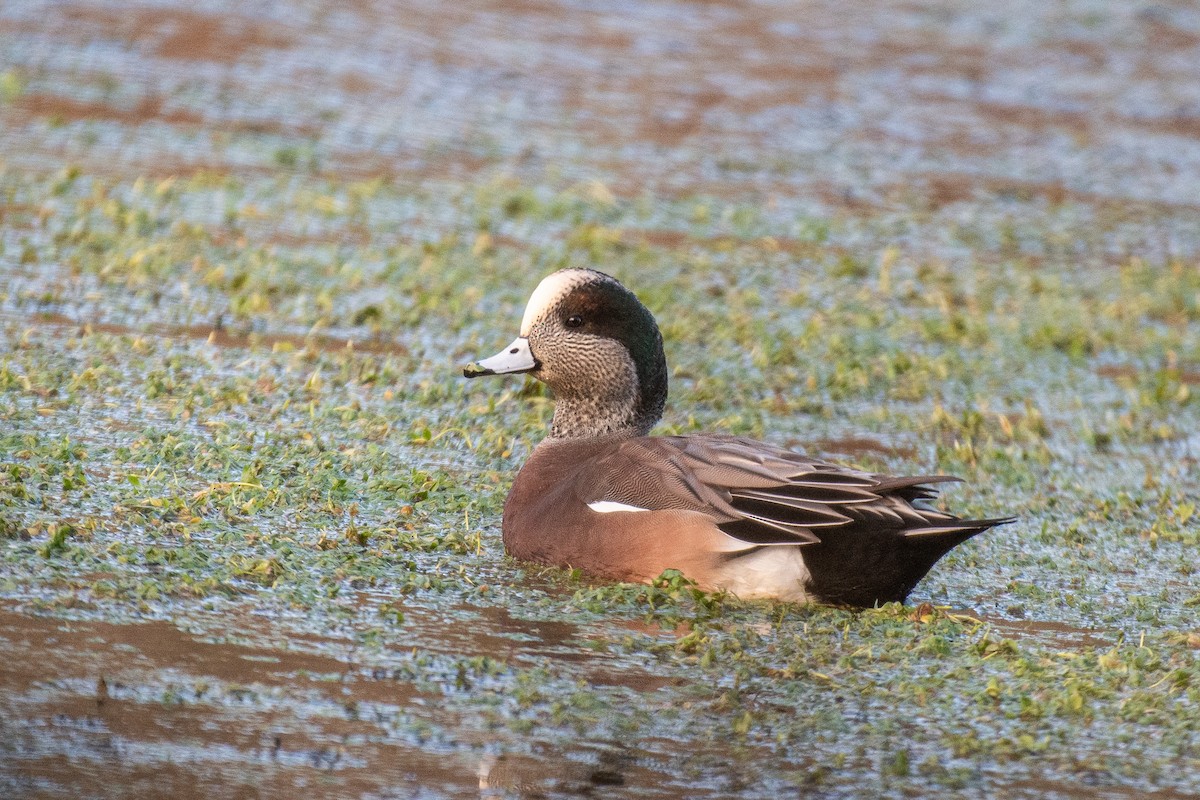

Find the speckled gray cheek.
[{"left": 537, "top": 335, "right": 643, "bottom": 439}]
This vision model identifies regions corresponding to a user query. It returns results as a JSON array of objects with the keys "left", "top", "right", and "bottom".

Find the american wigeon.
[{"left": 464, "top": 269, "right": 1012, "bottom": 607}]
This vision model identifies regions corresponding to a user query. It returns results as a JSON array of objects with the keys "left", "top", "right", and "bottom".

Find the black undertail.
[{"left": 797, "top": 516, "right": 1013, "bottom": 607}]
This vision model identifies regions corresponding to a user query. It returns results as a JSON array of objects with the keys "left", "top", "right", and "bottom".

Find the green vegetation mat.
[{"left": 2, "top": 164, "right": 1198, "bottom": 797}]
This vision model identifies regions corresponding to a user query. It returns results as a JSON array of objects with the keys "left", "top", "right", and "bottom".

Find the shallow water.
[
  {"left": 2, "top": 0, "right": 1200, "bottom": 797},
  {"left": 0, "top": 603, "right": 715, "bottom": 798}
]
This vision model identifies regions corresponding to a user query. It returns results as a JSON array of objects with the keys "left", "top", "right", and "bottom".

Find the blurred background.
[{"left": 5, "top": 0, "right": 1199, "bottom": 216}]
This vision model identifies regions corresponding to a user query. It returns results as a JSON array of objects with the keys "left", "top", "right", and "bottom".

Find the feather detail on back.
[{"left": 575, "top": 434, "right": 1013, "bottom": 559}]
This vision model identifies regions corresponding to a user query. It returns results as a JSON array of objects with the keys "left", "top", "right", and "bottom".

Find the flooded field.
[{"left": 2, "top": 0, "right": 1200, "bottom": 797}]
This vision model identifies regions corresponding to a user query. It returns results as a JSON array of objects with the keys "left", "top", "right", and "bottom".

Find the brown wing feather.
[{"left": 575, "top": 434, "right": 996, "bottom": 548}]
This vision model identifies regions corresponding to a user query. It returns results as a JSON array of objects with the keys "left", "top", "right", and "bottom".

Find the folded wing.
[{"left": 576, "top": 434, "right": 1010, "bottom": 549}]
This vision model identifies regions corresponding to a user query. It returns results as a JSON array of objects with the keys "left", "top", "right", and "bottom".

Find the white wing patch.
[{"left": 587, "top": 500, "right": 650, "bottom": 513}]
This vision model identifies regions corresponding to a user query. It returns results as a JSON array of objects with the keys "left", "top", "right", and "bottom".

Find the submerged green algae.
[{"left": 1, "top": 163, "right": 1199, "bottom": 798}]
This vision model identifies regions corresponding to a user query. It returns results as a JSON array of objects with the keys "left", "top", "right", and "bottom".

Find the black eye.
[{"left": 565, "top": 314, "right": 583, "bottom": 329}]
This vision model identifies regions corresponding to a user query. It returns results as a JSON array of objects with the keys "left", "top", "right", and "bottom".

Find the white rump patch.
[
  {"left": 715, "top": 545, "right": 812, "bottom": 602},
  {"left": 587, "top": 500, "right": 649, "bottom": 513},
  {"left": 520, "top": 270, "right": 589, "bottom": 335}
]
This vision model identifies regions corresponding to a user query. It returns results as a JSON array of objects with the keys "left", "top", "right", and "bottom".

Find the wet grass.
[{"left": 2, "top": 164, "right": 1200, "bottom": 797}]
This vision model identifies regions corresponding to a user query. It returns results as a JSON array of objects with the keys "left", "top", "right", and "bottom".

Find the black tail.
[{"left": 801, "top": 516, "right": 1015, "bottom": 607}]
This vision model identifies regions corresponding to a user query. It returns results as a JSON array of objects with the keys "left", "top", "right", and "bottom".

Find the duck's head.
[{"left": 464, "top": 269, "right": 668, "bottom": 439}]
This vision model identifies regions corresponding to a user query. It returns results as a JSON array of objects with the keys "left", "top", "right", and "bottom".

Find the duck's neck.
[
  {"left": 549, "top": 395, "right": 656, "bottom": 440},
  {"left": 545, "top": 325, "right": 669, "bottom": 441}
]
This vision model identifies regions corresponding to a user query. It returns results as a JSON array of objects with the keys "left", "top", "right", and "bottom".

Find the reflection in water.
[
  {"left": 0, "top": 598, "right": 1142, "bottom": 798},
  {"left": 975, "top": 614, "right": 1113, "bottom": 651},
  {"left": 0, "top": 604, "right": 694, "bottom": 798},
  {"left": 478, "top": 747, "right": 628, "bottom": 798}
]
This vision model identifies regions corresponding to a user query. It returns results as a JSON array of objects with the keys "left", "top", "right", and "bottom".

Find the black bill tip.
[{"left": 463, "top": 362, "right": 493, "bottom": 379}]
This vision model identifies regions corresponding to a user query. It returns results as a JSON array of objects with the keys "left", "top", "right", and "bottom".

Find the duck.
[{"left": 463, "top": 268, "right": 1013, "bottom": 607}]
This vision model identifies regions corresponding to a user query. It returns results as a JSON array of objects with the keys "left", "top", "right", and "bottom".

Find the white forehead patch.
[{"left": 519, "top": 270, "right": 592, "bottom": 335}]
